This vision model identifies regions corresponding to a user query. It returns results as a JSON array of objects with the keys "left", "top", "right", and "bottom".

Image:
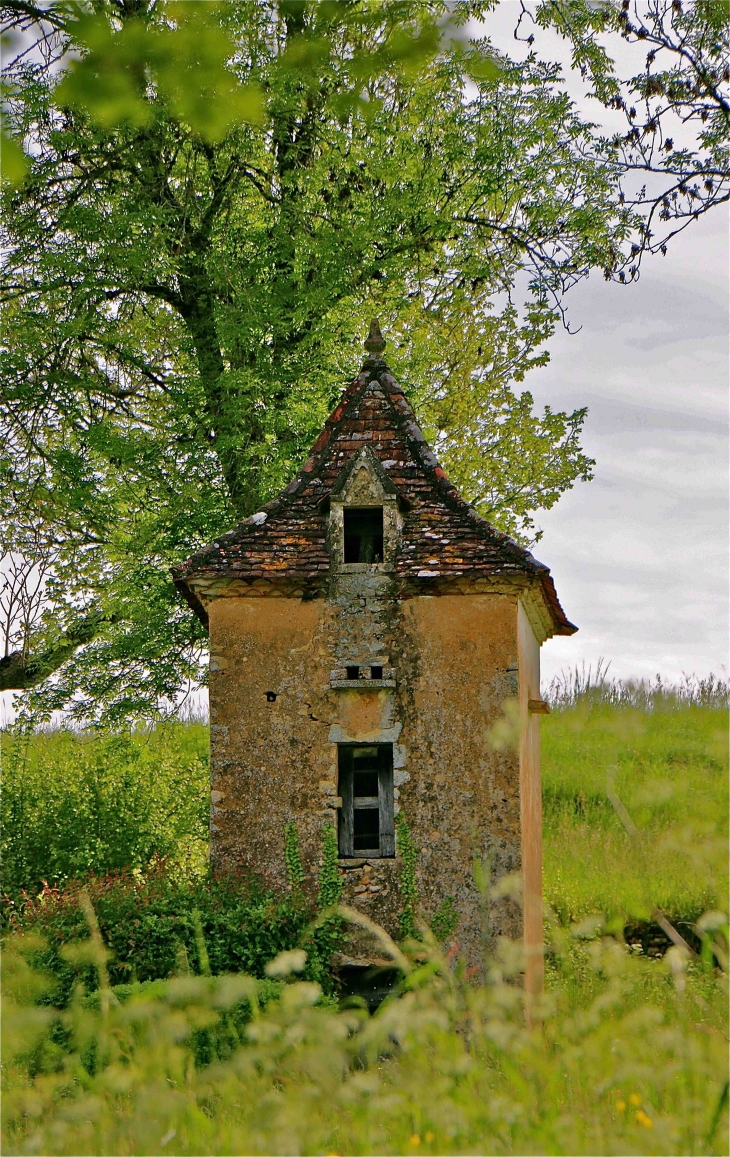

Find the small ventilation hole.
[
  {"left": 370, "top": 666, "right": 383, "bottom": 680},
  {"left": 266, "top": 691, "right": 277, "bottom": 702},
  {"left": 346, "top": 666, "right": 360, "bottom": 680}
]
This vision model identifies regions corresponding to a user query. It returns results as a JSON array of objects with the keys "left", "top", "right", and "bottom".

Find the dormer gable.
[{"left": 327, "top": 447, "right": 404, "bottom": 572}]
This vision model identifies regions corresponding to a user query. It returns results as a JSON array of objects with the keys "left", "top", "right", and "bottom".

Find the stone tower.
[{"left": 173, "top": 323, "right": 576, "bottom": 986}]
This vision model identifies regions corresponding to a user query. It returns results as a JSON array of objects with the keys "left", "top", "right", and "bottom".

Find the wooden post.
[{"left": 517, "top": 602, "right": 544, "bottom": 1011}]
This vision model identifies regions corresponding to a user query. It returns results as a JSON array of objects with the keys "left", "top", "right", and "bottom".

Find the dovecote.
[{"left": 173, "top": 321, "right": 576, "bottom": 991}]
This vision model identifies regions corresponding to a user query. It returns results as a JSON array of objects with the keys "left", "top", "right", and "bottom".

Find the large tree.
[{"left": 0, "top": 0, "right": 724, "bottom": 721}]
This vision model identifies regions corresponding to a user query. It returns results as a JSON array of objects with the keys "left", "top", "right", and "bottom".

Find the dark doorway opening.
[{"left": 337, "top": 965, "right": 401, "bottom": 1012}]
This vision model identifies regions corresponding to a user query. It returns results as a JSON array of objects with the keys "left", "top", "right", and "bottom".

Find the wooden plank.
[
  {"left": 379, "top": 744, "right": 395, "bottom": 857},
  {"left": 518, "top": 602, "right": 544, "bottom": 1005},
  {"left": 338, "top": 746, "right": 354, "bottom": 857}
]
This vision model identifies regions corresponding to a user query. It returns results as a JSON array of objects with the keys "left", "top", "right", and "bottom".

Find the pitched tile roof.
[{"left": 173, "top": 352, "right": 576, "bottom": 637}]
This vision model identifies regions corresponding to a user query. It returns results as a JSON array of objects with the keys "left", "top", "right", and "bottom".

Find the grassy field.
[
  {"left": 2, "top": 683, "right": 728, "bottom": 1155},
  {"left": 542, "top": 699, "right": 728, "bottom": 930}
]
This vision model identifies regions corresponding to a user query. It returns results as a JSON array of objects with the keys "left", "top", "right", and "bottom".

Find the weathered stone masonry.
[{"left": 173, "top": 324, "right": 576, "bottom": 979}]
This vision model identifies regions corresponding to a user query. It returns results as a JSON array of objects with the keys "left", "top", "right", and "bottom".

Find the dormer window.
[
  {"left": 328, "top": 446, "right": 406, "bottom": 572},
  {"left": 343, "top": 507, "right": 383, "bottom": 563}
]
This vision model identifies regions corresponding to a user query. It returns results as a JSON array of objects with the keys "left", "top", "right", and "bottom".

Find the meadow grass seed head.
[{"left": 265, "top": 949, "right": 307, "bottom": 978}]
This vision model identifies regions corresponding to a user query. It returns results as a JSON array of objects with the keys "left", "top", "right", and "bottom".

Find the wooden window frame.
[{"left": 338, "top": 743, "right": 395, "bottom": 858}]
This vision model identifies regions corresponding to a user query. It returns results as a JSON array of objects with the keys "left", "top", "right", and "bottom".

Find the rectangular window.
[
  {"left": 338, "top": 743, "right": 395, "bottom": 857},
  {"left": 343, "top": 507, "right": 384, "bottom": 563}
]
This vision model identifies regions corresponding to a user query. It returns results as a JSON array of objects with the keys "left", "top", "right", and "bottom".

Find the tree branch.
[{"left": 0, "top": 607, "right": 117, "bottom": 691}]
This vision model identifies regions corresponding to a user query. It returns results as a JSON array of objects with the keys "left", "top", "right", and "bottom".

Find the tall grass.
[
  {"left": 545, "top": 661, "right": 729, "bottom": 711},
  {"left": 542, "top": 673, "right": 728, "bottom": 929},
  {"left": 2, "top": 906, "right": 727, "bottom": 1156}
]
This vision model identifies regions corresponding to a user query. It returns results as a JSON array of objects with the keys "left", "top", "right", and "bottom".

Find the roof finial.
[{"left": 364, "top": 317, "right": 386, "bottom": 358}]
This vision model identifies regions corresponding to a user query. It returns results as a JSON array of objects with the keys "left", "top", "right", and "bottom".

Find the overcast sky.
[
  {"left": 481, "top": 3, "right": 729, "bottom": 686},
  {"left": 524, "top": 209, "right": 728, "bottom": 686}
]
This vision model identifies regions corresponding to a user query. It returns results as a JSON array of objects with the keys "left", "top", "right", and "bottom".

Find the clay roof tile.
[{"left": 173, "top": 348, "right": 576, "bottom": 638}]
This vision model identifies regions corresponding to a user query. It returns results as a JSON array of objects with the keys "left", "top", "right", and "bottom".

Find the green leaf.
[{"left": 0, "top": 129, "right": 28, "bottom": 187}]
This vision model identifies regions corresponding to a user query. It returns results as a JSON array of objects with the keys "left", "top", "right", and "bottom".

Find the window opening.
[
  {"left": 343, "top": 507, "right": 383, "bottom": 563},
  {"left": 265, "top": 691, "right": 277, "bottom": 702},
  {"left": 346, "top": 665, "right": 360, "bottom": 681},
  {"left": 338, "top": 743, "right": 395, "bottom": 858},
  {"left": 370, "top": 665, "right": 383, "bottom": 680},
  {"left": 354, "top": 808, "right": 379, "bottom": 849}
]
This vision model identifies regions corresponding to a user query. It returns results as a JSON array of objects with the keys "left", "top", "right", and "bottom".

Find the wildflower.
[
  {"left": 636, "top": 1110, "right": 653, "bottom": 1128},
  {"left": 410, "top": 1134, "right": 421, "bottom": 1146},
  {"left": 425, "top": 1133, "right": 435, "bottom": 1143},
  {"left": 629, "top": 1093, "right": 642, "bottom": 1106},
  {"left": 615, "top": 1100, "right": 626, "bottom": 1112}
]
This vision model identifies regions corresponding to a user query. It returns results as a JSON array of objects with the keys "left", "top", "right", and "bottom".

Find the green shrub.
[
  {"left": 1, "top": 722, "right": 209, "bottom": 905},
  {"left": 8, "top": 865, "right": 328, "bottom": 1005}
]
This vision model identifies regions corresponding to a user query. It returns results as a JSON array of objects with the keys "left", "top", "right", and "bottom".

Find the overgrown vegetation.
[
  {"left": 3, "top": 902, "right": 727, "bottom": 1156},
  {"left": 542, "top": 669, "right": 728, "bottom": 930},
  {"left": 1, "top": 722, "right": 209, "bottom": 908},
  {"left": 395, "top": 813, "right": 419, "bottom": 940},
  {"left": 5, "top": 866, "right": 327, "bottom": 1005},
  {"left": 4, "top": 675, "right": 726, "bottom": 940},
  {"left": 2, "top": 676, "right": 727, "bottom": 1154}
]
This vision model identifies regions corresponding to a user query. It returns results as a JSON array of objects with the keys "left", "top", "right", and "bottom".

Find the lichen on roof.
[{"left": 173, "top": 326, "right": 576, "bottom": 637}]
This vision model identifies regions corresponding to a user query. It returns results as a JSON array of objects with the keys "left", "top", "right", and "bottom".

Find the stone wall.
[{"left": 208, "top": 585, "right": 528, "bottom": 968}]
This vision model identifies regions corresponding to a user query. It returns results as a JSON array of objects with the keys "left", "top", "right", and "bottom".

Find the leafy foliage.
[
  {"left": 533, "top": 0, "right": 730, "bottom": 276},
  {"left": 6, "top": 864, "right": 332, "bottom": 1006},
  {"left": 316, "top": 823, "right": 343, "bottom": 912},
  {"left": 1, "top": 721, "right": 209, "bottom": 906},
  {"left": 0, "top": 0, "right": 631, "bottom": 720}
]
